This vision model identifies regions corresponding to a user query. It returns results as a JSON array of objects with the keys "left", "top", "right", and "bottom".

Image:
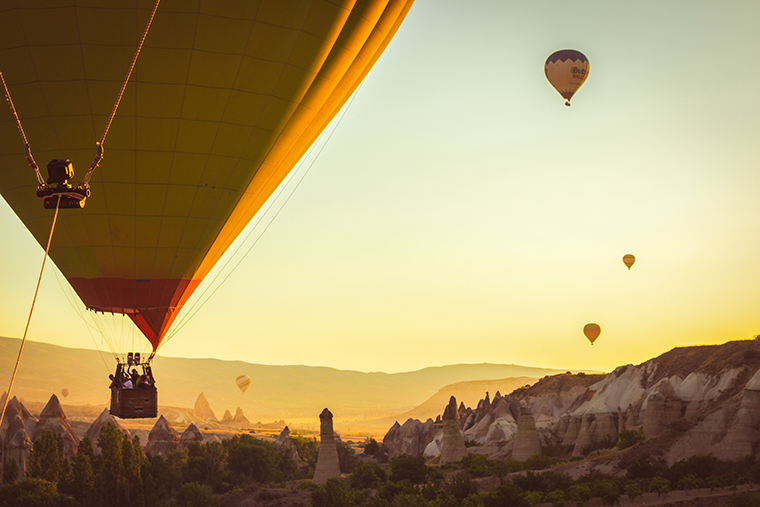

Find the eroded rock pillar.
[{"left": 314, "top": 408, "right": 341, "bottom": 484}]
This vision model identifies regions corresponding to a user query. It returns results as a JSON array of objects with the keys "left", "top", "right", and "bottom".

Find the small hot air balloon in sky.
[
  {"left": 545, "top": 50, "right": 589, "bottom": 106},
  {"left": 61, "top": 389, "right": 69, "bottom": 398},
  {"left": 583, "top": 323, "right": 601, "bottom": 345},
  {"left": 623, "top": 254, "right": 636, "bottom": 270},
  {"left": 236, "top": 375, "right": 251, "bottom": 394}
]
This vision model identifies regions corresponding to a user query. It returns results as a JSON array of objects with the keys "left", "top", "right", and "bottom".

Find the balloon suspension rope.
[
  {"left": 0, "top": 71, "right": 44, "bottom": 186},
  {"left": 0, "top": 195, "right": 62, "bottom": 426}
]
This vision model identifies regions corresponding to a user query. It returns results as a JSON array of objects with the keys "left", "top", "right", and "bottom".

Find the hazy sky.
[{"left": 2, "top": 1, "right": 760, "bottom": 374}]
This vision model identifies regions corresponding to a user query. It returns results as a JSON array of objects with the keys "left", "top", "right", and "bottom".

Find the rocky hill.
[
  {"left": 381, "top": 339, "right": 760, "bottom": 472},
  {"left": 0, "top": 336, "right": 565, "bottom": 423}
]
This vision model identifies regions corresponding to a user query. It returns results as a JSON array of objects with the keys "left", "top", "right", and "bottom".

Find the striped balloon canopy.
[{"left": 236, "top": 375, "right": 251, "bottom": 393}]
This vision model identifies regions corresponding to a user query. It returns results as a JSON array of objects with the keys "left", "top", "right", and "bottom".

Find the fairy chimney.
[
  {"left": 145, "top": 416, "right": 179, "bottom": 458},
  {"left": 440, "top": 396, "right": 468, "bottom": 463},
  {"left": 313, "top": 408, "right": 341, "bottom": 484}
]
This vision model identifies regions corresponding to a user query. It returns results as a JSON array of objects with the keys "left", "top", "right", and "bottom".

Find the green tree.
[
  {"left": 624, "top": 480, "right": 644, "bottom": 502},
  {"left": 677, "top": 473, "right": 700, "bottom": 492},
  {"left": 728, "top": 491, "right": 760, "bottom": 507},
  {"left": 27, "top": 430, "right": 63, "bottom": 484},
  {"left": 311, "top": 477, "right": 361, "bottom": 507},
  {"left": 68, "top": 436, "right": 95, "bottom": 507},
  {"left": 122, "top": 434, "right": 144, "bottom": 507},
  {"left": 546, "top": 489, "right": 567, "bottom": 507},
  {"left": 349, "top": 462, "right": 386, "bottom": 490},
  {"left": 141, "top": 454, "right": 181, "bottom": 507},
  {"left": 183, "top": 441, "right": 227, "bottom": 486},
  {"left": 292, "top": 436, "right": 319, "bottom": 467},
  {"left": 2, "top": 458, "right": 19, "bottom": 485},
  {"left": 616, "top": 429, "right": 645, "bottom": 450},
  {"left": 96, "top": 422, "right": 125, "bottom": 506},
  {"left": 336, "top": 439, "right": 358, "bottom": 474},
  {"left": 225, "top": 433, "right": 295, "bottom": 484},
  {"left": 648, "top": 476, "right": 670, "bottom": 496},
  {"left": 523, "top": 490, "right": 544, "bottom": 506},
  {"left": 448, "top": 472, "right": 478, "bottom": 502},
  {"left": 594, "top": 479, "right": 621, "bottom": 507},
  {"left": 461, "top": 454, "right": 493, "bottom": 478},
  {"left": 483, "top": 483, "right": 526, "bottom": 507},
  {"left": 389, "top": 455, "right": 428, "bottom": 484},
  {"left": 363, "top": 438, "right": 380, "bottom": 456},
  {"left": 524, "top": 453, "right": 555, "bottom": 471},
  {"left": 566, "top": 483, "right": 592, "bottom": 507},
  {"left": 0, "top": 477, "right": 78, "bottom": 507},
  {"left": 174, "top": 481, "right": 220, "bottom": 507}
]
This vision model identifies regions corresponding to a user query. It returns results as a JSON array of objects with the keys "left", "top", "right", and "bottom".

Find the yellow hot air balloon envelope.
[
  {"left": 545, "top": 50, "right": 589, "bottom": 106},
  {"left": 61, "top": 389, "right": 70, "bottom": 398},
  {"left": 0, "top": 0, "right": 414, "bottom": 355},
  {"left": 236, "top": 375, "right": 251, "bottom": 393},
  {"left": 583, "top": 323, "right": 601, "bottom": 345},
  {"left": 623, "top": 254, "right": 636, "bottom": 270}
]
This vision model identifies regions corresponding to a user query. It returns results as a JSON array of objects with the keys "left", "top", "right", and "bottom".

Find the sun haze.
[{"left": 1, "top": 1, "right": 759, "bottom": 374}]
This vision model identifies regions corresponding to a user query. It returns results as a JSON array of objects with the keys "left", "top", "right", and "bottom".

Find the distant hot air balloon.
[
  {"left": 61, "top": 389, "right": 69, "bottom": 398},
  {"left": 545, "top": 50, "right": 589, "bottom": 106},
  {"left": 623, "top": 254, "right": 636, "bottom": 270},
  {"left": 0, "top": 0, "right": 414, "bottom": 359},
  {"left": 236, "top": 375, "right": 251, "bottom": 393},
  {"left": 583, "top": 323, "right": 601, "bottom": 345}
]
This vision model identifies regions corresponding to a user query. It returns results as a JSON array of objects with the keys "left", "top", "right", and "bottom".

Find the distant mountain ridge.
[{"left": 0, "top": 336, "right": 569, "bottom": 422}]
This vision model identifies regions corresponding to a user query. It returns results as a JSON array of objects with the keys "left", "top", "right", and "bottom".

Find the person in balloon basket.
[{"left": 108, "top": 374, "right": 123, "bottom": 389}]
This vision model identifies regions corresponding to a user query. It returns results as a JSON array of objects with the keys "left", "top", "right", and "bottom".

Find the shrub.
[
  {"left": 225, "top": 434, "right": 295, "bottom": 484},
  {"left": 728, "top": 491, "right": 760, "bottom": 507},
  {"left": 175, "top": 482, "right": 219, "bottom": 507},
  {"left": 0, "top": 478, "right": 78, "bottom": 507},
  {"left": 349, "top": 462, "right": 387, "bottom": 490},
  {"left": 363, "top": 438, "right": 380, "bottom": 456},
  {"left": 616, "top": 429, "right": 645, "bottom": 450},
  {"left": 389, "top": 456, "right": 428, "bottom": 484},
  {"left": 524, "top": 453, "right": 555, "bottom": 471}
]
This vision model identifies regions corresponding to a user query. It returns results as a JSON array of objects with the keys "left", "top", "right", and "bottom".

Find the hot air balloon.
[
  {"left": 0, "top": 0, "right": 414, "bottom": 418},
  {"left": 623, "top": 254, "right": 636, "bottom": 270},
  {"left": 545, "top": 50, "right": 589, "bottom": 106},
  {"left": 61, "top": 389, "right": 69, "bottom": 398},
  {"left": 583, "top": 323, "right": 601, "bottom": 345},
  {"left": 236, "top": 375, "right": 251, "bottom": 393}
]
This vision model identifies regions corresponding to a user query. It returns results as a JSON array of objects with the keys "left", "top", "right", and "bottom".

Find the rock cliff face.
[
  {"left": 381, "top": 418, "right": 436, "bottom": 458},
  {"left": 380, "top": 340, "right": 760, "bottom": 466}
]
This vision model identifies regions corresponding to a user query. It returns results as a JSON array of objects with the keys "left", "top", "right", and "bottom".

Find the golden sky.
[{"left": 2, "top": 0, "right": 760, "bottom": 374}]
